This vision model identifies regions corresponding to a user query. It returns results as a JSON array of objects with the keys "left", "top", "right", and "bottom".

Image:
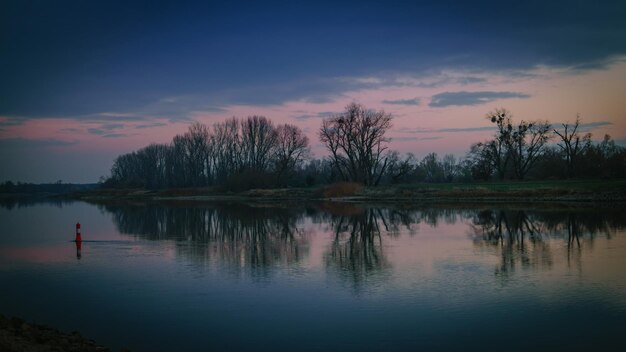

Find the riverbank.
[
  {"left": 66, "top": 179, "right": 626, "bottom": 203},
  {"left": 0, "top": 315, "right": 118, "bottom": 352}
]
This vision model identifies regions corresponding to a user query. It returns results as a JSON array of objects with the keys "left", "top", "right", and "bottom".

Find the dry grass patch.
[{"left": 319, "top": 182, "right": 364, "bottom": 198}]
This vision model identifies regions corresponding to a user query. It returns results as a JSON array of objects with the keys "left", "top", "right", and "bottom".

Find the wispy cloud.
[
  {"left": 401, "top": 121, "right": 612, "bottom": 136},
  {"left": 59, "top": 127, "right": 81, "bottom": 133},
  {"left": 437, "top": 126, "right": 496, "bottom": 133},
  {"left": 98, "top": 112, "right": 140, "bottom": 118},
  {"left": 552, "top": 120, "right": 613, "bottom": 132},
  {"left": 0, "top": 117, "right": 26, "bottom": 130},
  {"left": 399, "top": 126, "right": 495, "bottom": 133},
  {"left": 337, "top": 74, "right": 488, "bottom": 91},
  {"left": 457, "top": 77, "right": 487, "bottom": 85},
  {"left": 87, "top": 123, "right": 125, "bottom": 136},
  {"left": 0, "top": 137, "right": 79, "bottom": 148},
  {"left": 383, "top": 98, "right": 421, "bottom": 106},
  {"left": 429, "top": 91, "right": 531, "bottom": 107},
  {"left": 223, "top": 73, "right": 490, "bottom": 108},
  {"left": 293, "top": 111, "right": 338, "bottom": 120},
  {"left": 391, "top": 136, "right": 443, "bottom": 141},
  {"left": 135, "top": 122, "right": 168, "bottom": 129},
  {"left": 102, "top": 133, "right": 130, "bottom": 138},
  {"left": 579, "top": 121, "right": 612, "bottom": 131}
]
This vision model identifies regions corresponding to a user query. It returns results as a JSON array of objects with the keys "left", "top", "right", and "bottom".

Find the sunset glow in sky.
[{"left": 1, "top": 0, "right": 625, "bottom": 182}]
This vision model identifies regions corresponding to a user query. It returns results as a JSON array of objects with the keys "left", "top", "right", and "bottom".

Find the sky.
[{"left": 1, "top": 0, "right": 625, "bottom": 183}]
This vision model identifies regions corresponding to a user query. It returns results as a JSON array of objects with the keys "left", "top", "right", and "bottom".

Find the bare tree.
[
  {"left": 488, "top": 109, "right": 551, "bottom": 180},
  {"left": 110, "top": 152, "right": 141, "bottom": 187},
  {"left": 486, "top": 109, "right": 513, "bottom": 180},
  {"left": 466, "top": 142, "right": 495, "bottom": 181},
  {"left": 169, "top": 135, "right": 188, "bottom": 186},
  {"left": 140, "top": 144, "right": 169, "bottom": 188},
  {"left": 108, "top": 143, "right": 170, "bottom": 188},
  {"left": 186, "top": 122, "right": 212, "bottom": 186},
  {"left": 385, "top": 151, "right": 415, "bottom": 184},
  {"left": 319, "top": 103, "right": 393, "bottom": 186},
  {"left": 169, "top": 123, "right": 212, "bottom": 187},
  {"left": 211, "top": 118, "right": 241, "bottom": 184},
  {"left": 553, "top": 115, "right": 591, "bottom": 178},
  {"left": 240, "top": 116, "right": 278, "bottom": 172},
  {"left": 442, "top": 154, "right": 457, "bottom": 182},
  {"left": 508, "top": 120, "right": 551, "bottom": 180},
  {"left": 420, "top": 153, "right": 443, "bottom": 182},
  {"left": 274, "top": 124, "right": 310, "bottom": 184}
]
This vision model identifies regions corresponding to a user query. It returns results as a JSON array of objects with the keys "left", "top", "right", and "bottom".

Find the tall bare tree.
[
  {"left": 182, "top": 122, "right": 212, "bottom": 186},
  {"left": 465, "top": 142, "right": 495, "bottom": 180},
  {"left": 420, "top": 153, "right": 443, "bottom": 182},
  {"left": 508, "top": 120, "right": 551, "bottom": 180},
  {"left": 486, "top": 109, "right": 513, "bottom": 180},
  {"left": 211, "top": 118, "right": 241, "bottom": 184},
  {"left": 110, "top": 152, "right": 142, "bottom": 187},
  {"left": 240, "top": 116, "right": 278, "bottom": 172},
  {"left": 140, "top": 144, "right": 169, "bottom": 189},
  {"left": 442, "top": 154, "right": 457, "bottom": 182},
  {"left": 319, "top": 103, "right": 393, "bottom": 186},
  {"left": 274, "top": 124, "right": 310, "bottom": 184},
  {"left": 553, "top": 115, "right": 591, "bottom": 178},
  {"left": 488, "top": 109, "right": 551, "bottom": 180},
  {"left": 385, "top": 151, "right": 415, "bottom": 184}
]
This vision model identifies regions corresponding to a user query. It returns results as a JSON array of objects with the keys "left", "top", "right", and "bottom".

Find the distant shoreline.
[
  {"left": 60, "top": 179, "right": 626, "bottom": 204},
  {"left": 1, "top": 180, "right": 625, "bottom": 204}
]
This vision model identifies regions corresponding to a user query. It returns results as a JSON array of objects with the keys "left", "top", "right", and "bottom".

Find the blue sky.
[{"left": 1, "top": 0, "right": 625, "bottom": 182}]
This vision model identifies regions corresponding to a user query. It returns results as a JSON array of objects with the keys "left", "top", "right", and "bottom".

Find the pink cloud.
[{"left": 3, "top": 59, "right": 625, "bottom": 166}]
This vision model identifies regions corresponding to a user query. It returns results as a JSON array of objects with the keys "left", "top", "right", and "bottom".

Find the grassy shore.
[{"left": 66, "top": 179, "right": 626, "bottom": 203}]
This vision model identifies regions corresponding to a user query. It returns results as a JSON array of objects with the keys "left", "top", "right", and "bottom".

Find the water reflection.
[
  {"left": 98, "top": 203, "right": 309, "bottom": 278},
  {"left": 0, "top": 198, "right": 75, "bottom": 210},
  {"left": 100, "top": 202, "right": 425, "bottom": 286},
  {"left": 88, "top": 201, "right": 626, "bottom": 283},
  {"left": 324, "top": 207, "right": 390, "bottom": 291},
  {"left": 470, "top": 210, "right": 553, "bottom": 276},
  {"left": 75, "top": 240, "right": 82, "bottom": 260},
  {"left": 469, "top": 207, "right": 625, "bottom": 277},
  {"left": 2, "top": 200, "right": 625, "bottom": 352}
]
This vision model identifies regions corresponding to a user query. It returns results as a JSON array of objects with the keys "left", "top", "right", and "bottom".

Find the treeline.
[
  {"left": 104, "top": 103, "right": 626, "bottom": 189},
  {"left": 464, "top": 110, "right": 626, "bottom": 181},
  {"left": 0, "top": 181, "right": 98, "bottom": 194},
  {"left": 105, "top": 116, "right": 309, "bottom": 190}
]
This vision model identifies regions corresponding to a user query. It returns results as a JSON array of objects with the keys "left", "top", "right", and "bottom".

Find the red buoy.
[{"left": 75, "top": 222, "right": 82, "bottom": 242}]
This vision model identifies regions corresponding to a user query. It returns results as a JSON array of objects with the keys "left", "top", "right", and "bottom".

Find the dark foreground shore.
[{"left": 0, "top": 315, "right": 121, "bottom": 352}]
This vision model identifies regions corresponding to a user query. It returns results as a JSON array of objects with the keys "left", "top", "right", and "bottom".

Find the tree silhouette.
[
  {"left": 487, "top": 109, "right": 551, "bottom": 180},
  {"left": 319, "top": 103, "right": 392, "bottom": 186},
  {"left": 553, "top": 115, "right": 591, "bottom": 178}
]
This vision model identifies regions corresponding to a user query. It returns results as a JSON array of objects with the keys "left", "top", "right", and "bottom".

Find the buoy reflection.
[{"left": 75, "top": 240, "right": 82, "bottom": 260}]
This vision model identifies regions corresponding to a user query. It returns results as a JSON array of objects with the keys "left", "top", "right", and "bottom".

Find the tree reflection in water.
[
  {"left": 471, "top": 210, "right": 552, "bottom": 277},
  {"left": 94, "top": 201, "right": 625, "bottom": 282},
  {"left": 321, "top": 203, "right": 418, "bottom": 292},
  {"left": 470, "top": 207, "right": 625, "bottom": 278},
  {"left": 0, "top": 198, "right": 75, "bottom": 210},
  {"left": 99, "top": 202, "right": 309, "bottom": 278}
]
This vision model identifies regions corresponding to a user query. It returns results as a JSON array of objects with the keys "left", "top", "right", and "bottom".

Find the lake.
[{"left": 0, "top": 199, "right": 625, "bottom": 351}]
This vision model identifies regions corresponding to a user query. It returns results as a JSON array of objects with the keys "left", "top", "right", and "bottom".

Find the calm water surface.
[{"left": 0, "top": 200, "right": 625, "bottom": 351}]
